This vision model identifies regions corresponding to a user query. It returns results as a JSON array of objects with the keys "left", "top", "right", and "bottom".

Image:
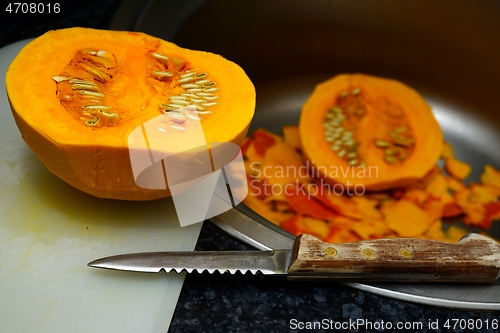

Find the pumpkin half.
[
  {"left": 299, "top": 74, "right": 442, "bottom": 191},
  {"left": 6, "top": 27, "right": 255, "bottom": 200}
]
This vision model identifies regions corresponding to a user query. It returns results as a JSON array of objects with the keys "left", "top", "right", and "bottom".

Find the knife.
[{"left": 89, "top": 211, "right": 500, "bottom": 283}]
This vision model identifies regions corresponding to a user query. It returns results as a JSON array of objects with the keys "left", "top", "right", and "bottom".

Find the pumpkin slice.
[
  {"left": 6, "top": 28, "right": 255, "bottom": 200},
  {"left": 299, "top": 74, "right": 442, "bottom": 191}
]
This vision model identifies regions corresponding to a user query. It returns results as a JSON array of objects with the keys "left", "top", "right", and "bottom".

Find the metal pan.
[{"left": 111, "top": 0, "right": 500, "bottom": 309}]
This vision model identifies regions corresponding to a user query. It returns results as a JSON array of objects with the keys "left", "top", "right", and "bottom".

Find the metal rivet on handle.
[
  {"left": 399, "top": 249, "right": 413, "bottom": 258},
  {"left": 362, "top": 248, "right": 375, "bottom": 258},
  {"left": 325, "top": 247, "right": 337, "bottom": 257}
]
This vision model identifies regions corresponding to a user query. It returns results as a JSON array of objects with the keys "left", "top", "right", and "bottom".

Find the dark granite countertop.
[{"left": 1, "top": 2, "right": 499, "bottom": 332}]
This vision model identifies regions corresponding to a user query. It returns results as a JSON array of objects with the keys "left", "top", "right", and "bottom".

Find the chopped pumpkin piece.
[
  {"left": 444, "top": 175, "right": 467, "bottom": 192},
  {"left": 481, "top": 165, "right": 500, "bottom": 189},
  {"left": 445, "top": 225, "right": 469, "bottom": 242},
  {"left": 259, "top": 142, "right": 310, "bottom": 186},
  {"left": 282, "top": 125, "right": 302, "bottom": 151},
  {"left": 313, "top": 189, "right": 364, "bottom": 220},
  {"left": 424, "top": 220, "right": 447, "bottom": 241},
  {"left": 285, "top": 187, "right": 337, "bottom": 220},
  {"left": 351, "top": 219, "right": 392, "bottom": 240},
  {"left": 441, "top": 141, "right": 454, "bottom": 159},
  {"left": 445, "top": 157, "right": 472, "bottom": 180},
  {"left": 381, "top": 200, "right": 432, "bottom": 237}
]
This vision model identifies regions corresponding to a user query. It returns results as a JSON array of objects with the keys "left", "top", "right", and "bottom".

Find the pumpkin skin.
[
  {"left": 6, "top": 28, "right": 255, "bottom": 200},
  {"left": 299, "top": 74, "right": 442, "bottom": 191}
]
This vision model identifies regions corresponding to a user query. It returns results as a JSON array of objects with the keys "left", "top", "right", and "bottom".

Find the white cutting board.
[{"left": 0, "top": 39, "right": 203, "bottom": 333}]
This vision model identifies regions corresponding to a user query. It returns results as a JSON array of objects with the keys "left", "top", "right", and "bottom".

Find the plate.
[
  {"left": 0, "top": 40, "right": 202, "bottom": 333},
  {"left": 115, "top": 0, "right": 500, "bottom": 309}
]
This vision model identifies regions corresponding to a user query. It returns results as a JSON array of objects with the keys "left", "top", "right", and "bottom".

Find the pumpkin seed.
[
  {"left": 196, "top": 92, "right": 213, "bottom": 97},
  {"left": 78, "top": 90, "right": 105, "bottom": 98},
  {"left": 170, "top": 95, "right": 188, "bottom": 101},
  {"left": 394, "top": 126, "right": 407, "bottom": 133},
  {"left": 69, "top": 78, "right": 96, "bottom": 86},
  {"left": 195, "top": 79, "right": 210, "bottom": 85},
  {"left": 182, "top": 93, "right": 199, "bottom": 98},
  {"left": 337, "top": 149, "right": 346, "bottom": 157},
  {"left": 52, "top": 76, "right": 70, "bottom": 83},
  {"left": 203, "top": 95, "right": 219, "bottom": 101},
  {"left": 190, "top": 98, "right": 205, "bottom": 104},
  {"left": 170, "top": 124, "right": 187, "bottom": 132},
  {"left": 178, "top": 76, "right": 196, "bottom": 83},
  {"left": 186, "top": 113, "right": 201, "bottom": 121},
  {"left": 79, "top": 63, "right": 111, "bottom": 82},
  {"left": 195, "top": 72, "right": 207, "bottom": 79},
  {"left": 202, "top": 102, "right": 218, "bottom": 107},
  {"left": 167, "top": 112, "right": 187, "bottom": 123},
  {"left": 384, "top": 149, "right": 394, "bottom": 156},
  {"left": 385, "top": 155, "right": 396, "bottom": 163},
  {"left": 180, "top": 72, "right": 196, "bottom": 78},
  {"left": 348, "top": 159, "right": 358, "bottom": 166},
  {"left": 351, "top": 87, "right": 361, "bottom": 95},
  {"left": 156, "top": 126, "right": 168, "bottom": 133},
  {"left": 181, "top": 83, "right": 200, "bottom": 89},
  {"left": 325, "top": 136, "right": 335, "bottom": 142},
  {"left": 394, "top": 137, "right": 415, "bottom": 147},
  {"left": 153, "top": 71, "right": 173, "bottom": 80},
  {"left": 151, "top": 52, "right": 169, "bottom": 63},
  {"left": 204, "top": 87, "right": 219, "bottom": 93},
  {"left": 84, "top": 105, "right": 111, "bottom": 110},
  {"left": 331, "top": 145, "right": 341, "bottom": 151},
  {"left": 375, "top": 140, "right": 391, "bottom": 148},
  {"left": 389, "top": 131, "right": 399, "bottom": 140},
  {"left": 344, "top": 139, "right": 355, "bottom": 146},
  {"left": 72, "top": 83, "right": 99, "bottom": 91},
  {"left": 196, "top": 110, "right": 213, "bottom": 115},
  {"left": 169, "top": 97, "right": 190, "bottom": 105},
  {"left": 99, "top": 110, "right": 120, "bottom": 120},
  {"left": 347, "top": 152, "right": 358, "bottom": 159},
  {"left": 83, "top": 56, "right": 115, "bottom": 70},
  {"left": 187, "top": 88, "right": 204, "bottom": 93},
  {"left": 85, "top": 116, "right": 100, "bottom": 127},
  {"left": 339, "top": 91, "right": 349, "bottom": 98}
]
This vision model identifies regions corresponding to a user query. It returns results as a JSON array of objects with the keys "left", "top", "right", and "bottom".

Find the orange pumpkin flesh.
[
  {"left": 6, "top": 28, "right": 255, "bottom": 200},
  {"left": 299, "top": 74, "right": 443, "bottom": 191}
]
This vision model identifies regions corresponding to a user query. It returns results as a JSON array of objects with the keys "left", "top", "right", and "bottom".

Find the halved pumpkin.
[
  {"left": 299, "top": 74, "right": 442, "bottom": 191},
  {"left": 6, "top": 27, "right": 255, "bottom": 200}
]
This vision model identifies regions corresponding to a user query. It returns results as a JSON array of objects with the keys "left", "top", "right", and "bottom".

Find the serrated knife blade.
[{"left": 89, "top": 250, "right": 291, "bottom": 275}]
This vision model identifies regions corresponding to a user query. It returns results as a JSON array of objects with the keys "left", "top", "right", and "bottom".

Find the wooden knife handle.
[{"left": 287, "top": 233, "right": 500, "bottom": 283}]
